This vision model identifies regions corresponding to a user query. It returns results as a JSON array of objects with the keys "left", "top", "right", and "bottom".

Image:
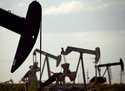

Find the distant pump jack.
[
  {"left": 61, "top": 46, "right": 101, "bottom": 91},
  {"left": 95, "top": 58, "right": 124, "bottom": 84},
  {"left": 0, "top": 1, "right": 42, "bottom": 73},
  {"left": 33, "top": 49, "right": 62, "bottom": 79}
]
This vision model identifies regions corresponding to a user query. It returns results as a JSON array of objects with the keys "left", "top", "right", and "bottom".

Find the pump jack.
[
  {"left": 21, "top": 49, "right": 61, "bottom": 90},
  {"left": 95, "top": 58, "right": 124, "bottom": 84},
  {"left": 61, "top": 46, "right": 100, "bottom": 91},
  {"left": 33, "top": 49, "right": 61, "bottom": 80}
]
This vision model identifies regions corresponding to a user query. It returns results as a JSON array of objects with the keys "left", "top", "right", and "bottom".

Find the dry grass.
[
  {"left": 0, "top": 83, "right": 25, "bottom": 91},
  {"left": 89, "top": 84, "right": 125, "bottom": 91},
  {"left": 0, "top": 83, "right": 125, "bottom": 91}
]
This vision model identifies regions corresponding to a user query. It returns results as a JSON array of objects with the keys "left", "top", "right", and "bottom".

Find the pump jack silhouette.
[
  {"left": 0, "top": 1, "right": 42, "bottom": 73},
  {"left": 95, "top": 58, "right": 124, "bottom": 84},
  {"left": 61, "top": 46, "right": 100, "bottom": 91}
]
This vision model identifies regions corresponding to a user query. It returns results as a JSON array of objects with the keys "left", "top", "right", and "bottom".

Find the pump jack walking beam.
[{"left": 62, "top": 46, "right": 100, "bottom": 64}]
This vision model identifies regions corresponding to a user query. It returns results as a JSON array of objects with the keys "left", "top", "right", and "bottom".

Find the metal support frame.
[
  {"left": 107, "top": 66, "right": 111, "bottom": 84},
  {"left": 73, "top": 53, "right": 87, "bottom": 91},
  {"left": 40, "top": 56, "right": 51, "bottom": 79},
  {"left": 39, "top": 15, "right": 42, "bottom": 82},
  {"left": 96, "top": 66, "right": 112, "bottom": 84}
]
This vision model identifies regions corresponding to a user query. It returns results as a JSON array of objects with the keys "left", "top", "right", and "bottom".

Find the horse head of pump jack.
[{"left": 0, "top": 1, "right": 42, "bottom": 73}]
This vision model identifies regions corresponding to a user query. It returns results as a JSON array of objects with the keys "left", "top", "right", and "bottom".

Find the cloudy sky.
[{"left": 0, "top": 0, "right": 125, "bottom": 84}]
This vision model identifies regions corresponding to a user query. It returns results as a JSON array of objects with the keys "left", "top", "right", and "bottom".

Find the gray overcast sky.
[
  {"left": 0, "top": 0, "right": 125, "bottom": 31},
  {"left": 0, "top": 0, "right": 125, "bottom": 83}
]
